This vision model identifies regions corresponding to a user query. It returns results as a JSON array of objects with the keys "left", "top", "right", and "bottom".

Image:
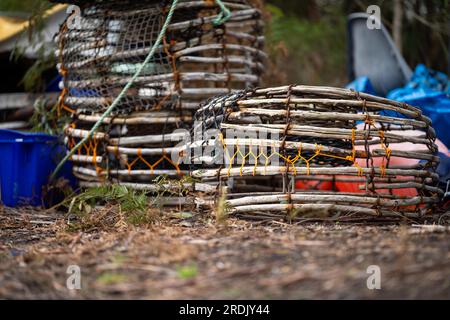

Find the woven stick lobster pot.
[
  {"left": 190, "top": 85, "right": 443, "bottom": 221},
  {"left": 55, "top": 0, "right": 265, "bottom": 198}
]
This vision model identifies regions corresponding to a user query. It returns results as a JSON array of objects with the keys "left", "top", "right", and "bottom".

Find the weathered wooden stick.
[
  {"left": 65, "top": 71, "right": 260, "bottom": 89},
  {"left": 65, "top": 127, "right": 107, "bottom": 140},
  {"left": 179, "top": 55, "right": 264, "bottom": 70},
  {"left": 73, "top": 166, "right": 187, "bottom": 177},
  {"left": 77, "top": 114, "right": 192, "bottom": 124},
  {"left": 106, "top": 145, "right": 184, "bottom": 156},
  {"left": 226, "top": 193, "right": 439, "bottom": 207},
  {"left": 237, "top": 98, "right": 421, "bottom": 118},
  {"left": 73, "top": 166, "right": 104, "bottom": 177},
  {"left": 174, "top": 43, "right": 267, "bottom": 60},
  {"left": 230, "top": 108, "right": 428, "bottom": 129},
  {"left": 192, "top": 166, "right": 439, "bottom": 180},
  {"left": 109, "top": 132, "right": 187, "bottom": 146},
  {"left": 70, "top": 154, "right": 103, "bottom": 164},
  {"left": 109, "top": 169, "right": 187, "bottom": 177},
  {"left": 220, "top": 123, "right": 433, "bottom": 145},
  {"left": 358, "top": 182, "right": 443, "bottom": 195},
  {"left": 228, "top": 203, "right": 420, "bottom": 218},
  {"left": 79, "top": 180, "right": 194, "bottom": 192}
]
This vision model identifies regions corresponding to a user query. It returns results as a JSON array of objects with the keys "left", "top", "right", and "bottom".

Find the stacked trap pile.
[
  {"left": 191, "top": 85, "right": 443, "bottom": 221},
  {"left": 56, "top": 0, "right": 265, "bottom": 198}
]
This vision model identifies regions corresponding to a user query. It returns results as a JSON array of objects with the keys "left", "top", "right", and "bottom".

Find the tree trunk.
[{"left": 393, "top": 0, "right": 403, "bottom": 53}]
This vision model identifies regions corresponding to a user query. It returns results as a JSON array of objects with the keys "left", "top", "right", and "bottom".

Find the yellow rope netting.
[
  {"left": 68, "top": 122, "right": 183, "bottom": 178},
  {"left": 118, "top": 148, "right": 183, "bottom": 176},
  {"left": 218, "top": 117, "right": 392, "bottom": 179}
]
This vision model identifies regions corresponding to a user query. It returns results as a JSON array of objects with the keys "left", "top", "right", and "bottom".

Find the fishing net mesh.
[{"left": 58, "top": 1, "right": 170, "bottom": 115}]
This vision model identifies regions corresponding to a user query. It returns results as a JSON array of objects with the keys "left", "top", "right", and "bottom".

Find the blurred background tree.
[
  {"left": 1, "top": 0, "right": 449, "bottom": 88},
  {"left": 264, "top": 0, "right": 449, "bottom": 86},
  {"left": 263, "top": 0, "right": 347, "bottom": 86}
]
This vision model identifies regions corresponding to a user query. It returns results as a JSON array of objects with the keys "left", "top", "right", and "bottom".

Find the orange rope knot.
[
  {"left": 380, "top": 164, "right": 386, "bottom": 178},
  {"left": 385, "top": 147, "right": 392, "bottom": 159},
  {"left": 364, "top": 115, "right": 374, "bottom": 125},
  {"left": 355, "top": 164, "right": 364, "bottom": 177}
]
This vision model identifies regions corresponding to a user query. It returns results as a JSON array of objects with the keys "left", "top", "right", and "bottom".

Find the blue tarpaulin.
[
  {"left": 387, "top": 64, "right": 450, "bottom": 147},
  {"left": 346, "top": 76, "right": 377, "bottom": 96}
]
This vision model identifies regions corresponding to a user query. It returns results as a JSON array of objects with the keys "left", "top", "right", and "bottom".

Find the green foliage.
[
  {"left": 63, "top": 176, "right": 197, "bottom": 230},
  {"left": 19, "top": 46, "right": 56, "bottom": 92},
  {"left": 265, "top": 3, "right": 347, "bottom": 86},
  {"left": 65, "top": 185, "right": 157, "bottom": 231},
  {"left": 96, "top": 272, "right": 128, "bottom": 285},
  {"left": 7, "top": 0, "right": 55, "bottom": 93},
  {"left": 176, "top": 264, "right": 198, "bottom": 279},
  {"left": 67, "top": 185, "right": 148, "bottom": 215},
  {"left": 265, "top": 3, "right": 283, "bottom": 19},
  {"left": 29, "top": 99, "right": 70, "bottom": 135},
  {"left": 0, "top": 0, "right": 50, "bottom": 13}
]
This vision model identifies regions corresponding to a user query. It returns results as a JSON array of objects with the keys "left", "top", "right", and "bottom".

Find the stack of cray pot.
[{"left": 54, "top": 0, "right": 266, "bottom": 205}]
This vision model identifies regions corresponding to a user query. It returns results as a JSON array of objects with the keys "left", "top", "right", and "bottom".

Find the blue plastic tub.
[{"left": 0, "top": 130, "right": 73, "bottom": 207}]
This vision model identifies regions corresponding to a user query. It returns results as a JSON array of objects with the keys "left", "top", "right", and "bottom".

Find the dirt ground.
[{"left": 0, "top": 206, "right": 449, "bottom": 300}]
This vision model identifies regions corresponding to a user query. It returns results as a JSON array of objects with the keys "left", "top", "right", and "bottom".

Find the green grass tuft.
[
  {"left": 96, "top": 272, "right": 128, "bottom": 285},
  {"left": 176, "top": 264, "right": 198, "bottom": 279}
]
